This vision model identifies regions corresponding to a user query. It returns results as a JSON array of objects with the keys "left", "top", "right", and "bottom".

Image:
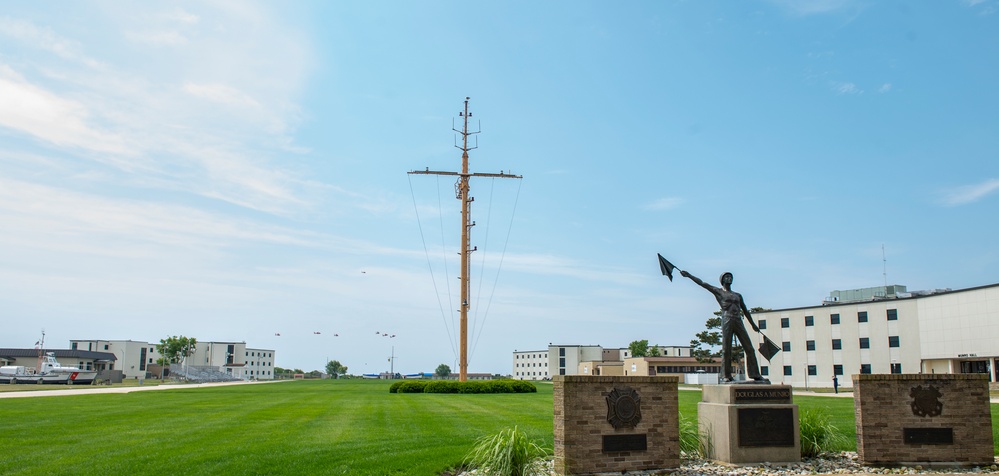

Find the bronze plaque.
[
  {"left": 904, "top": 428, "right": 954, "bottom": 445},
  {"left": 602, "top": 434, "right": 647, "bottom": 453},
  {"left": 738, "top": 408, "right": 795, "bottom": 447},
  {"left": 606, "top": 387, "right": 642, "bottom": 429},
  {"left": 734, "top": 388, "right": 792, "bottom": 404}
]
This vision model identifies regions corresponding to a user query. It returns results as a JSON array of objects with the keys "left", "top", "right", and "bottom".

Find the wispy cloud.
[
  {"left": 0, "top": 16, "right": 104, "bottom": 68},
  {"left": 0, "top": 4, "right": 317, "bottom": 216},
  {"left": 831, "top": 81, "right": 862, "bottom": 95},
  {"left": 644, "top": 197, "right": 684, "bottom": 211},
  {"left": 768, "top": 0, "right": 857, "bottom": 16},
  {"left": 939, "top": 178, "right": 999, "bottom": 206},
  {"left": 878, "top": 83, "right": 892, "bottom": 93},
  {"left": 0, "top": 65, "right": 130, "bottom": 154}
]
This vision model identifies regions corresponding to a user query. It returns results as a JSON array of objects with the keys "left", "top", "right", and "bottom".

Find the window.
[
  {"left": 559, "top": 358, "right": 565, "bottom": 367},
  {"left": 858, "top": 311, "right": 868, "bottom": 323},
  {"left": 830, "top": 313, "right": 840, "bottom": 325},
  {"left": 805, "top": 316, "right": 814, "bottom": 326},
  {"left": 890, "top": 363, "right": 902, "bottom": 374},
  {"left": 807, "top": 365, "right": 817, "bottom": 376},
  {"left": 833, "top": 364, "right": 843, "bottom": 375},
  {"left": 782, "top": 341, "right": 791, "bottom": 352},
  {"left": 860, "top": 364, "right": 872, "bottom": 374},
  {"left": 888, "top": 336, "right": 900, "bottom": 348},
  {"left": 758, "top": 319, "right": 766, "bottom": 330},
  {"left": 831, "top": 339, "right": 842, "bottom": 350},
  {"left": 761, "top": 366, "right": 769, "bottom": 376},
  {"left": 781, "top": 318, "right": 790, "bottom": 328},
  {"left": 859, "top": 337, "right": 870, "bottom": 349},
  {"left": 806, "top": 340, "right": 816, "bottom": 351},
  {"left": 559, "top": 348, "right": 565, "bottom": 357},
  {"left": 559, "top": 368, "right": 566, "bottom": 375},
  {"left": 887, "top": 309, "right": 898, "bottom": 321},
  {"left": 783, "top": 366, "right": 793, "bottom": 376}
]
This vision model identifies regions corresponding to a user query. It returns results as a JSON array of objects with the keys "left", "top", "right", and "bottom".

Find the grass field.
[{"left": 0, "top": 380, "right": 995, "bottom": 475}]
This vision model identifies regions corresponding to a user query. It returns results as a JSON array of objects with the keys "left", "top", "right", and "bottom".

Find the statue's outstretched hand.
[{"left": 680, "top": 270, "right": 690, "bottom": 278}]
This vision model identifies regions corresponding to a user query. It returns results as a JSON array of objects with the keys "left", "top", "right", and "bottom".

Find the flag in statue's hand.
[
  {"left": 657, "top": 254, "right": 677, "bottom": 282},
  {"left": 758, "top": 334, "right": 781, "bottom": 362}
]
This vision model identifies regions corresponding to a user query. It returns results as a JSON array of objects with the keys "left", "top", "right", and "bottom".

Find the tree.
[
  {"left": 690, "top": 307, "right": 771, "bottom": 367},
  {"left": 326, "top": 360, "right": 348, "bottom": 379},
  {"left": 648, "top": 345, "right": 662, "bottom": 357},
  {"left": 435, "top": 363, "right": 451, "bottom": 378},
  {"left": 628, "top": 340, "right": 649, "bottom": 357},
  {"left": 156, "top": 336, "right": 197, "bottom": 365}
]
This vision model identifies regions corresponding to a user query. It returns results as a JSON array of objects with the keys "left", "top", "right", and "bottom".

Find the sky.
[{"left": 1, "top": 1, "right": 997, "bottom": 376}]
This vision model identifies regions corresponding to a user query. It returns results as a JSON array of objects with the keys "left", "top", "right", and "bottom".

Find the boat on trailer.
[{"left": 0, "top": 352, "right": 98, "bottom": 385}]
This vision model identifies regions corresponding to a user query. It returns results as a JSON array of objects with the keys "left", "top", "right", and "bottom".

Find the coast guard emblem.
[
  {"left": 910, "top": 385, "right": 943, "bottom": 417},
  {"left": 606, "top": 387, "right": 642, "bottom": 429}
]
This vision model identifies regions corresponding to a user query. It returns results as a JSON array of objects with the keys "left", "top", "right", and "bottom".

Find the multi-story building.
[
  {"left": 513, "top": 344, "right": 695, "bottom": 380},
  {"left": 70, "top": 339, "right": 276, "bottom": 380},
  {"left": 750, "top": 282, "right": 999, "bottom": 388}
]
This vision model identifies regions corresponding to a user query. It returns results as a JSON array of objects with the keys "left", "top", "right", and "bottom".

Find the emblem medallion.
[
  {"left": 910, "top": 385, "right": 943, "bottom": 417},
  {"left": 606, "top": 387, "right": 642, "bottom": 429}
]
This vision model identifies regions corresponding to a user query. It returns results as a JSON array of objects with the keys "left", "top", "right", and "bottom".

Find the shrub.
[
  {"left": 463, "top": 426, "right": 550, "bottom": 476},
  {"left": 678, "top": 412, "right": 704, "bottom": 458},
  {"left": 799, "top": 407, "right": 848, "bottom": 457},
  {"left": 396, "top": 381, "right": 429, "bottom": 393},
  {"left": 390, "top": 380, "right": 538, "bottom": 394}
]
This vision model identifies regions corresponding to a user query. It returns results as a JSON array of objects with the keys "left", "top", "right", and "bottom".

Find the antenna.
[
  {"left": 882, "top": 244, "right": 887, "bottom": 287},
  {"left": 409, "top": 97, "right": 522, "bottom": 382}
]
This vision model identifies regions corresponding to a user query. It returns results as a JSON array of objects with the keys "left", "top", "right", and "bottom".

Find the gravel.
[{"left": 459, "top": 453, "right": 999, "bottom": 475}]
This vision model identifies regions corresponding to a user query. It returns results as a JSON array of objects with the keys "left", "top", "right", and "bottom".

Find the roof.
[
  {"left": 759, "top": 281, "right": 999, "bottom": 314},
  {"left": 0, "top": 348, "right": 117, "bottom": 361}
]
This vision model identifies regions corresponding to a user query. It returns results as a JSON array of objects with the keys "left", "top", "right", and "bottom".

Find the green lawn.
[{"left": 0, "top": 381, "right": 995, "bottom": 475}]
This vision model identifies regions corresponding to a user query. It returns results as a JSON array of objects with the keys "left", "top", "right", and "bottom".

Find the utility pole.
[{"left": 409, "top": 97, "right": 522, "bottom": 382}]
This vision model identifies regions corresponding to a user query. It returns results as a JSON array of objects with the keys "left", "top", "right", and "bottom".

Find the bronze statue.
[{"left": 680, "top": 270, "right": 768, "bottom": 383}]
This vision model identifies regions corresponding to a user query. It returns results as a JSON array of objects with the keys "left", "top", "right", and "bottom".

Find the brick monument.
[
  {"left": 553, "top": 376, "right": 680, "bottom": 475},
  {"left": 854, "top": 374, "right": 993, "bottom": 467}
]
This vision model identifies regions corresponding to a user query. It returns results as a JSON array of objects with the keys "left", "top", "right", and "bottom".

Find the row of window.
[
  {"left": 515, "top": 353, "right": 546, "bottom": 359},
  {"left": 515, "top": 362, "right": 547, "bottom": 367},
  {"left": 780, "top": 336, "right": 901, "bottom": 352},
  {"left": 514, "top": 371, "right": 548, "bottom": 376},
  {"left": 760, "top": 309, "right": 899, "bottom": 329},
  {"left": 761, "top": 363, "right": 902, "bottom": 376},
  {"left": 246, "top": 352, "right": 273, "bottom": 358}
]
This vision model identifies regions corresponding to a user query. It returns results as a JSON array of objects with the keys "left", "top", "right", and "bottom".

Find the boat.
[{"left": 0, "top": 352, "right": 98, "bottom": 385}]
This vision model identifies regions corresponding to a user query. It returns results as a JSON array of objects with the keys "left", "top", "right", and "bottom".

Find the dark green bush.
[{"left": 390, "top": 379, "right": 538, "bottom": 394}]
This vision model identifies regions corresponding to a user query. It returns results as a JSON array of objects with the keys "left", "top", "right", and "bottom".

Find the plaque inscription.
[
  {"left": 734, "top": 388, "right": 792, "bottom": 404},
  {"left": 602, "top": 434, "right": 648, "bottom": 453},
  {"left": 737, "top": 408, "right": 795, "bottom": 447},
  {"left": 904, "top": 428, "right": 954, "bottom": 445}
]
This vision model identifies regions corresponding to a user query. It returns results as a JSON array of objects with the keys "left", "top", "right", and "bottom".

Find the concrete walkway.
[{"left": 0, "top": 379, "right": 287, "bottom": 399}]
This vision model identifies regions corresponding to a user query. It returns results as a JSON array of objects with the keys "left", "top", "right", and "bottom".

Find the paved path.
[{"left": 0, "top": 379, "right": 287, "bottom": 399}]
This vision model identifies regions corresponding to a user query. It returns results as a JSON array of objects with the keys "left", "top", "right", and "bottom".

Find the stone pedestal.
[
  {"left": 698, "top": 384, "right": 800, "bottom": 465},
  {"left": 553, "top": 376, "right": 680, "bottom": 475},
  {"left": 853, "top": 374, "right": 993, "bottom": 467}
]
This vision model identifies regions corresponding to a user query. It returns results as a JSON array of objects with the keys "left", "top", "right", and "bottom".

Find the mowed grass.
[
  {"left": 0, "top": 380, "right": 553, "bottom": 476},
  {"left": 1, "top": 381, "right": 996, "bottom": 475}
]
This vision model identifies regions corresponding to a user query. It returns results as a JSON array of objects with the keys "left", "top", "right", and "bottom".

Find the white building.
[
  {"left": 70, "top": 339, "right": 276, "bottom": 380},
  {"left": 750, "top": 282, "right": 999, "bottom": 388},
  {"left": 513, "top": 344, "right": 694, "bottom": 380}
]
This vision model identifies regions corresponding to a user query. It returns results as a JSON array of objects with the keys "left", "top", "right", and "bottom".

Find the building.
[
  {"left": 512, "top": 344, "right": 695, "bottom": 380},
  {"left": 70, "top": 339, "right": 276, "bottom": 380},
  {"left": 750, "top": 282, "right": 999, "bottom": 388}
]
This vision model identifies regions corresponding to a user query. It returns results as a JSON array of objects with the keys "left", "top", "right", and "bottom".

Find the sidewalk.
[{"left": 0, "top": 379, "right": 286, "bottom": 399}]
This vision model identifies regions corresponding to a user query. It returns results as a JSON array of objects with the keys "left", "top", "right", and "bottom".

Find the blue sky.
[{"left": 1, "top": 1, "right": 997, "bottom": 375}]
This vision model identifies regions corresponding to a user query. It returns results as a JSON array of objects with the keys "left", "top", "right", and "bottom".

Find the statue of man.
[{"left": 681, "top": 270, "right": 766, "bottom": 383}]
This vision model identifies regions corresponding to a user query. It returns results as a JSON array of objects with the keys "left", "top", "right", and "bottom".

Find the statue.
[{"left": 679, "top": 270, "right": 768, "bottom": 383}]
